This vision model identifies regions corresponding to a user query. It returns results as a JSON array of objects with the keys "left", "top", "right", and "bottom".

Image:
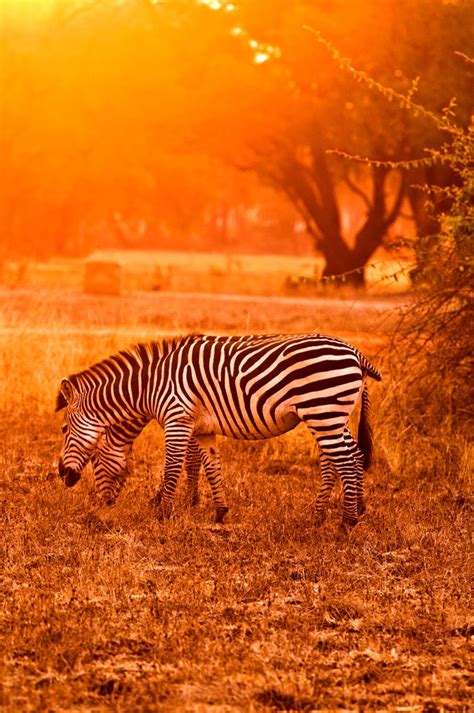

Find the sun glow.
[
  {"left": 254, "top": 52, "right": 269, "bottom": 65},
  {"left": 197, "top": 0, "right": 236, "bottom": 10}
]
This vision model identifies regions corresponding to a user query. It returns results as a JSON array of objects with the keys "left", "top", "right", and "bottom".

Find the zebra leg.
[
  {"left": 91, "top": 454, "right": 116, "bottom": 506},
  {"left": 185, "top": 438, "right": 201, "bottom": 507},
  {"left": 344, "top": 429, "right": 366, "bottom": 517},
  {"left": 154, "top": 419, "right": 193, "bottom": 520},
  {"left": 194, "top": 434, "right": 228, "bottom": 524},
  {"left": 314, "top": 454, "right": 336, "bottom": 526},
  {"left": 311, "top": 429, "right": 359, "bottom": 528},
  {"left": 93, "top": 418, "right": 146, "bottom": 506}
]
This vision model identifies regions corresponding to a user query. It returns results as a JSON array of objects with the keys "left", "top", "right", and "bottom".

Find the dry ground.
[{"left": 1, "top": 288, "right": 471, "bottom": 712}]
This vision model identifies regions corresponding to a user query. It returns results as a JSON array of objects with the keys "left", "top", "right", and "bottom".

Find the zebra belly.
[{"left": 192, "top": 402, "right": 300, "bottom": 441}]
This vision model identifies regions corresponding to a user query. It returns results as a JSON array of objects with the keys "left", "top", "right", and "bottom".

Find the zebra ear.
[{"left": 56, "top": 378, "right": 78, "bottom": 411}]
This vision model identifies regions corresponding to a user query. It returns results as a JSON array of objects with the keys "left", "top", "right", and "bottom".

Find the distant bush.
[{"left": 389, "top": 82, "right": 473, "bottom": 436}]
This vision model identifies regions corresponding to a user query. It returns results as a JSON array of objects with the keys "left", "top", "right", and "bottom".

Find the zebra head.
[
  {"left": 91, "top": 433, "right": 134, "bottom": 505},
  {"left": 90, "top": 418, "right": 147, "bottom": 504},
  {"left": 56, "top": 377, "right": 105, "bottom": 487}
]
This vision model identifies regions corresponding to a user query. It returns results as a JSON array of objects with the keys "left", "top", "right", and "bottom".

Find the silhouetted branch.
[{"left": 343, "top": 173, "right": 372, "bottom": 210}]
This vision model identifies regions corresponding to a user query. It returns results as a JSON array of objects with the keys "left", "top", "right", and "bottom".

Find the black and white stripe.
[
  {"left": 91, "top": 420, "right": 204, "bottom": 508},
  {"left": 56, "top": 333, "right": 381, "bottom": 527},
  {"left": 91, "top": 418, "right": 145, "bottom": 505}
]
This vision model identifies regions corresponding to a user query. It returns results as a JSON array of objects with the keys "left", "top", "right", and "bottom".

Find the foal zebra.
[
  {"left": 57, "top": 333, "right": 381, "bottom": 527},
  {"left": 92, "top": 422, "right": 210, "bottom": 511},
  {"left": 91, "top": 418, "right": 146, "bottom": 505}
]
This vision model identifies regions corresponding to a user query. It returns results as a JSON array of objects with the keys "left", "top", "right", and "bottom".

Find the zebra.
[
  {"left": 91, "top": 388, "right": 373, "bottom": 519},
  {"left": 91, "top": 420, "right": 207, "bottom": 511},
  {"left": 56, "top": 333, "right": 381, "bottom": 528},
  {"left": 69, "top": 414, "right": 229, "bottom": 520},
  {"left": 91, "top": 418, "right": 146, "bottom": 505}
]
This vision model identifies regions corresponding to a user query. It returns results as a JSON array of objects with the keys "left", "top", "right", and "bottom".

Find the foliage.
[
  {"left": 307, "top": 28, "right": 473, "bottom": 420},
  {"left": 391, "top": 115, "right": 473, "bottom": 430},
  {"left": 0, "top": 1, "right": 292, "bottom": 259},
  {"left": 2, "top": 0, "right": 473, "bottom": 275}
]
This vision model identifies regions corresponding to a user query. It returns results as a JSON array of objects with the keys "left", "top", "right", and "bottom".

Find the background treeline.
[{"left": 1, "top": 0, "right": 473, "bottom": 280}]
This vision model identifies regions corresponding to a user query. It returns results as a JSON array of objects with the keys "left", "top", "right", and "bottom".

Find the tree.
[
  {"left": 189, "top": 0, "right": 473, "bottom": 283},
  {"left": 392, "top": 95, "right": 473, "bottom": 423},
  {"left": 2, "top": 0, "right": 472, "bottom": 271}
]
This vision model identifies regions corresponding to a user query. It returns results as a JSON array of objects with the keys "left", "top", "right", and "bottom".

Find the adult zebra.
[{"left": 57, "top": 333, "right": 381, "bottom": 527}]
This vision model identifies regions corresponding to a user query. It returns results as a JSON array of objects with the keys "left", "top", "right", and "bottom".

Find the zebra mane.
[
  {"left": 128, "top": 333, "right": 204, "bottom": 360},
  {"left": 55, "top": 334, "right": 203, "bottom": 411}
]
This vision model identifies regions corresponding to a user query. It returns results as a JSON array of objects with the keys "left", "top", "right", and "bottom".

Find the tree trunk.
[
  {"left": 271, "top": 149, "right": 407, "bottom": 288},
  {"left": 321, "top": 247, "right": 366, "bottom": 287},
  {"left": 319, "top": 166, "right": 406, "bottom": 286}
]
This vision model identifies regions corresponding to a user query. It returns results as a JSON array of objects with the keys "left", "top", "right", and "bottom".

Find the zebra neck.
[
  {"left": 73, "top": 338, "right": 184, "bottom": 425},
  {"left": 76, "top": 359, "right": 160, "bottom": 425}
]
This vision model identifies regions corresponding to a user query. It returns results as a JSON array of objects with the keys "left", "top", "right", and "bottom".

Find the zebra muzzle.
[{"left": 58, "top": 458, "right": 81, "bottom": 487}]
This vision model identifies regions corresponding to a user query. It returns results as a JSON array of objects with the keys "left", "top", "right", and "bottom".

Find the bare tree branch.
[{"left": 343, "top": 173, "right": 372, "bottom": 211}]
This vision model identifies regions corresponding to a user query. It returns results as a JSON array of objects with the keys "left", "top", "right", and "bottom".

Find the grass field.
[{"left": 1, "top": 287, "right": 471, "bottom": 712}]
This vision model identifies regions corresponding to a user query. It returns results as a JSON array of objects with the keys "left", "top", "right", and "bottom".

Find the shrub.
[{"left": 390, "top": 91, "right": 473, "bottom": 436}]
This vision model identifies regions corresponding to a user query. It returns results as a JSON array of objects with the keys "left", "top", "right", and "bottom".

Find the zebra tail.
[
  {"left": 359, "top": 353, "right": 382, "bottom": 382},
  {"left": 357, "top": 382, "right": 374, "bottom": 470}
]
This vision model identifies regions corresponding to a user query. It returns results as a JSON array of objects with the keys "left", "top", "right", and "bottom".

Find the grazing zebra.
[
  {"left": 63, "top": 406, "right": 228, "bottom": 520},
  {"left": 91, "top": 418, "right": 145, "bottom": 505},
  {"left": 56, "top": 333, "right": 381, "bottom": 527},
  {"left": 92, "top": 420, "right": 204, "bottom": 508}
]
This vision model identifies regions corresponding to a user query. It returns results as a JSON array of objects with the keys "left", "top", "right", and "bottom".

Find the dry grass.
[{"left": 1, "top": 287, "right": 471, "bottom": 712}]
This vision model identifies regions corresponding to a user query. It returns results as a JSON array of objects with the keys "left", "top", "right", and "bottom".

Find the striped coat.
[
  {"left": 91, "top": 420, "right": 203, "bottom": 507},
  {"left": 57, "top": 334, "right": 381, "bottom": 527}
]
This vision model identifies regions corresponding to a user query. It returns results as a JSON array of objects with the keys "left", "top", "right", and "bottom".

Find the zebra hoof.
[
  {"left": 215, "top": 506, "right": 229, "bottom": 524},
  {"left": 314, "top": 510, "right": 327, "bottom": 527},
  {"left": 154, "top": 500, "right": 172, "bottom": 521},
  {"left": 149, "top": 492, "right": 163, "bottom": 509},
  {"left": 185, "top": 493, "right": 200, "bottom": 507},
  {"left": 340, "top": 516, "right": 358, "bottom": 532},
  {"left": 154, "top": 505, "right": 173, "bottom": 522}
]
